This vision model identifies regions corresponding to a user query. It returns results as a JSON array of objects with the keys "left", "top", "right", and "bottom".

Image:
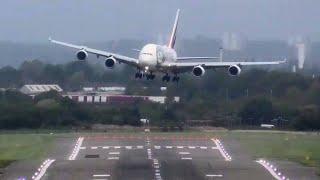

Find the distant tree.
[
  {"left": 239, "top": 97, "right": 275, "bottom": 125},
  {"left": 293, "top": 105, "right": 320, "bottom": 130}
]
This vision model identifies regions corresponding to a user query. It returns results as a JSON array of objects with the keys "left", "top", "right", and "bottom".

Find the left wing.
[{"left": 49, "top": 38, "right": 139, "bottom": 67}]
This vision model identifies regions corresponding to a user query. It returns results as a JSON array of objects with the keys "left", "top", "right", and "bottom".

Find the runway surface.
[{"left": 2, "top": 132, "right": 319, "bottom": 180}]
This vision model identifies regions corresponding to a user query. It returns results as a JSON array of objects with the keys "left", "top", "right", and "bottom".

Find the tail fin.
[{"left": 168, "top": 9, "right": 180, "bottom": 49}]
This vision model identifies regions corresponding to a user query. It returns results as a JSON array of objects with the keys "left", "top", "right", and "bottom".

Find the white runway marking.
[
  {"left": 206, "top": 174, "right": 223, "bottom": 177},
  {"left": 154, "top": 146, "right": 161, "bottom": 149},
  {"left": 200, "top": 146, "right": 207, "bottom": 149},
  {"left": 108, "top": 157, "right": 119, "bottom": 160},
  {"left": 125, "top": 146, "right": 132, "bottom": 149},
  {"left": 181, "top": 157, "right": 192, "bottom": 160},
  {"left": 188, "top": 146, "right": 196, "bottom": 149},
  {"left": 91, "top": 146, "right": 98, "bottom": 149},
  {"left": 211, "top": 147, "right": 218, "bottom": 149},
  {"left": 93, "top": 174, "right": 110, "bottom": 177},
  {"left": 32, "top": 159, "right": 55, "bottom": 180},
  {"left": 212, "top": 139, "right": 232, "bottom": 161},
  {"left": 137, "top": 146, "right": 144, "bottom": 149},
  {"left": 114, "top": 146, "right": 121, "bottom": 149},
  {"left": 68, "top": 137, "right": 84, "bottom": 160},
  {"left": 109, "top": 152, "right": 120, "bottom": 155},
  {"left": 80, "top": 147, "right": 86, "bottom": 150},
  {"left": 102, "top": 146, "right": 109, "bottom": 149},
  {"left": 256, "top": 159, "right": 289, "bottom": 180},
  {"left": 166, "top": 146, "right": 173, "bottom": 149},
  {"left": 177, "top": 146, "right": 184, "bottom": 149},
  {"left": 179, "top": 152, "right": 190, "bottom": 155}
]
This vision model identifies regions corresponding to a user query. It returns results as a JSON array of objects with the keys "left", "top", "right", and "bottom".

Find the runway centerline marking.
[
  {"left": 179, "top": 152, "right": 190, "bottom": 155},
  {"left": 68, "top": 137, "right": 84, "bottom": 160},
  {"left": 108, "top": 157, "right": 119, "bottom": 160},
  {"left": 181, "top": 157, "right": 192, "bottom": 160}
]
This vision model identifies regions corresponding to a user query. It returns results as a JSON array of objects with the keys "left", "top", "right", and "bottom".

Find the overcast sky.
[{"left": 0, "top": 0, "right": 319, "bottom": 43}]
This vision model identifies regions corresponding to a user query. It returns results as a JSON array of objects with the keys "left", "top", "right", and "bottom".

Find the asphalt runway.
[{"left": 2, "top": 132, "right": 319, "bottom": 180}]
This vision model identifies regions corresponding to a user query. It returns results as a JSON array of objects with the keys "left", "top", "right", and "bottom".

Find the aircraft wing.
[
  {"left": 177, "top": 57, "right": 220, "bottom": 60},
  {"left": 162, "top": 60, "right": 286, "bottom": 73},
  {"left": 49, "top": 38, "right": 139, "bottom": 67}
]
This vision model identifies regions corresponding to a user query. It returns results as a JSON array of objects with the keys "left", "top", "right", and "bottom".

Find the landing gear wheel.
[
  {"left": 146, "top": 74, "right": 155, "bottom": 80},
  {"left": 162, "top": 75, "right": 170, "bottom": 82},
  {"left": 135, "top": 72, "right": 143, "bottom": 79},
  {"left": 172, "top": 76, "right": 180, "bottom": 82}
]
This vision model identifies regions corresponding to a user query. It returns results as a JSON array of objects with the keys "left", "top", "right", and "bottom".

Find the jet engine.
[
  {"left": 76, "top": 50, "right": 88, "bottom": 61},
  {"left": 228, "top": 65, "right": 241, "bottom": 76},
  {"left": 192, "top": 65, "right": 205, "bottom": 77},
  {"left": 105, "top": 56, "right": 117, "bottom": 68}
]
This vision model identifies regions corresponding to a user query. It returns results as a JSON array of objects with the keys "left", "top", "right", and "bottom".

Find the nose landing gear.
[
  {"left": 146, "top": 74, "right": 155, "bottom": 80},
  {"left": 172, "top": 76, "right": 180, "bottom": 82}
]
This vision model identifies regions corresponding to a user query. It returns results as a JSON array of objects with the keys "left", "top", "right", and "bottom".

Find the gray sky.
[{"left": 1, "top": 0, "right": 319, "bottom": 42}]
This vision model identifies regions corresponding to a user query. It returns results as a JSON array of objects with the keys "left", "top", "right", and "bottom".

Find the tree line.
[{"left": 0, "top": 60, "right": 319, "bottom": 130}]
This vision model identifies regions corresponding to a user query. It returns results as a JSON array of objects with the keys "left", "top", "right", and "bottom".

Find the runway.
[{"left": 2, "top": 132, "right": 318, "bottom": 180}]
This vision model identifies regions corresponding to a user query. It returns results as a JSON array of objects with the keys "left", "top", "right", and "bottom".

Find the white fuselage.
[{"left": 138, "top": 44, "right": 177, "bottom": 72}]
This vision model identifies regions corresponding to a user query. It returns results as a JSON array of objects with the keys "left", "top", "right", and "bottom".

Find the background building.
[{"left": 20, "top": 84, "right": 63, "bottom": 95}]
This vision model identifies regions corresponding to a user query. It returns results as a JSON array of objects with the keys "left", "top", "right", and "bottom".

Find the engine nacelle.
[
  {"left": 76, "top": 50, "right": 88, "bottom": 61},
  {"left": 192, "top": 65, "right": 205, "bottom": 77},
  {"left": 105, "top": 56, "right": 117, "bottom": 68},
  {"left": 228, "top": 65, "right": 242, "bottom": 76}
]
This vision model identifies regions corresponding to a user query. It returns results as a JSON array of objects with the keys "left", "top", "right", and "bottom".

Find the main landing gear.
[
  {"left": 162, "top": 74, "right": 180, "bottom": 82},
  {"left": 135, "top": 72, "right": 155, "bottom": 80}
]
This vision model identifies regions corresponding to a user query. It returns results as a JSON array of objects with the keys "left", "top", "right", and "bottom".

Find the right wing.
[
  {"left": 49, "top": 38, "right": 139, "bottom": 67},
  {"left": 162, "top": 60, "right": 286, "bottom": 73},
  {"left": 177, "top": 57, "right": 220, "bottom": 60}
]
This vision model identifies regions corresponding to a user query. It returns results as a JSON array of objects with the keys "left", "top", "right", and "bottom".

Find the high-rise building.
[
  {"left": 288, "top": 36, "right": 310, "bottom": 69},
  {"left": 222, "top": 32, "right": 247, "bottom": 51}
]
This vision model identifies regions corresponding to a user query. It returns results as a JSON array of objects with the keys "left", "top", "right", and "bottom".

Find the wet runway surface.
[{"left": 2, "top": 133, "right": 319, "bottom": 180}]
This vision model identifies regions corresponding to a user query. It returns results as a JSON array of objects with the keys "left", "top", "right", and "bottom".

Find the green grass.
[
  {"left": 219, "top": 131, "right": 320, "bottom": 169},
  {"left": 0, "top": 134, "right": 54, "bottom": 168},
  {"left": 0, "top": 130, "right": 319, "bottom": 172}
]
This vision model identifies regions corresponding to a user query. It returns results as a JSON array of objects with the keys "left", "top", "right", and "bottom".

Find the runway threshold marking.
[
  {"left": 32, "top": 159, "right": 55, "bottom": 180},
  {"left": 68, "top": 137, "right": 84, "bottom": 160}
]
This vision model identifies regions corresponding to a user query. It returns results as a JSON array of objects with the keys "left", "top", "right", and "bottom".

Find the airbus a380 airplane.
[{"left": 50, "top": 9, "right": 285, "bottom": 82}]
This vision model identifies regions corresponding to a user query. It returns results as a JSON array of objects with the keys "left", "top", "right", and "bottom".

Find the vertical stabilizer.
[{"left": 168, "top": 9, "right": 180, "bottom": 49}]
